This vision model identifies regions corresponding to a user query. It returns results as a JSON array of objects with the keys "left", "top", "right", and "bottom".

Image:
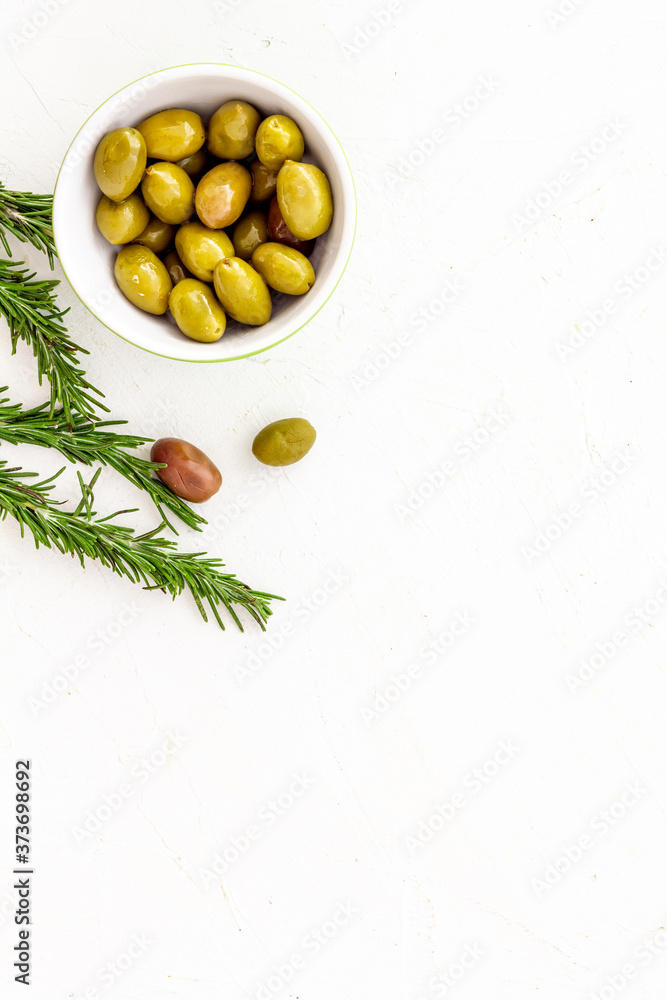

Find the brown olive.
[
  {"left": 150, "top": 438, "right": 222, "bottom": 503},
  {"left": 267, "top": 196, "right": 315, "bottom": 256}
]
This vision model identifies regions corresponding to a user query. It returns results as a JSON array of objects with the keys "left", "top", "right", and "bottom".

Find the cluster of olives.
[{"left": 93, "top": 102, "right": 334, "bottom": 342}]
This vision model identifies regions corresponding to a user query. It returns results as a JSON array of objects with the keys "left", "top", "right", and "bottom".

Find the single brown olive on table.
[
  {"left": 150, "top": 438, "right": 222, "bottom": 503},
  {"left": 267, "top": 196, "right": 315, "bottom": 257}
]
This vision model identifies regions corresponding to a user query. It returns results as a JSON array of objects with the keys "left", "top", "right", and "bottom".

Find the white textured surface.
[{"left": 2, "top": 1, "right": 667, "bottom": 998}]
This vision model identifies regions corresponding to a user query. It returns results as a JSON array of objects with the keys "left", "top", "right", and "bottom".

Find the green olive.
[
  {"left": 250, "top": 160, "right": 279, "bottom": 203},
  {"left": 233, "top": 210, "right": 268, "bottom": 260},
  {"left": 114, "top": 245, "right": 172, "bottom": 315},
  {"left": 255, "top": 115, "right": 305, "bottom": 172},
  {"left": 93, "top": 127, "right": 147, "bottom": 202},
  {"left": 252, "top": 243, "right": 315, "bottom": 295},
  {"left": 195, "top": 162, "right": 252, "bottom": 229},
  {"left": 163, "top": 250, "right": 192, "bottom": 285},
  {"left": 141, "top": 162, "right": 195, "bottom": 225},
  {"left": 96, "top": 193, "right": 149, "bottom": 245},
  {"left": 169, "top": 279, "right": 227, "bottom": 343},
  {"left": 277, "top": 160, "right": 333, "bottom": 240},
  {"left": 137, "top": 109, "right": 206, "bottom": 161},
  {"left": 208, "top": 100, "right": 261, "bottom": 160},
  {"left": 175, "top": 221, "right": 234, "bottom": 282},
  {"left": 252, "top": 418, "right": 317, "bottom": 466},
  {"left": 134, "top": 216, "right": 176, "bottom": 253},
  {"left": 176, "top": 148, "right": 208, "bottom": 177},
  {"left": 213, "top": 257, "right": 272, "bottom": 326}
]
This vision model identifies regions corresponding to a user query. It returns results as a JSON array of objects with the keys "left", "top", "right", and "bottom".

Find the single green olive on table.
[
  {"left": 252, "top": 418, "right": 317, "bottom": 467},
  {"left": 91, "top": 102, "right": 334, "bottom": 342}
]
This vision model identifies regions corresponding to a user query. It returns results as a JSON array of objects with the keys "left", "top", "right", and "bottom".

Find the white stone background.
[{"left": 1, "top": 0, "right": 667, "bottom": 998}]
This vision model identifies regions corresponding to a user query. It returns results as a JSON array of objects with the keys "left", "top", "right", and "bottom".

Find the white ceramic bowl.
[{"left": 53, "top": 64, "right": 356, "bottom": 363}]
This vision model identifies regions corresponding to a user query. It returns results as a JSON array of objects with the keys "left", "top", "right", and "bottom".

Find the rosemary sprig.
[
  {"left": 0, "top": 182, "right": 57, "bottom": 267},
  {"left": 0, "top": 459, "right": 281, "bottom": 631},
  {"left": 0, "top": 187, "right": 283, "bottom": 631},
  {"left": 0, "top": 392, "right": 205, "bottom": 532},
  {"left": 0, "top": 258, "right": 106, "bottom": 423}
]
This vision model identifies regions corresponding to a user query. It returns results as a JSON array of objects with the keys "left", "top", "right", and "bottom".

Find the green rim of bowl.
[{"left": 53, "top": 62, "right": 357, "bottom": 363}]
